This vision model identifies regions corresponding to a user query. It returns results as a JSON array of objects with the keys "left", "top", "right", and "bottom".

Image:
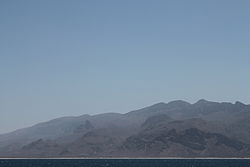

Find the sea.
[{"left": 0, "top": 159, "right": 250, "bottom": 167}]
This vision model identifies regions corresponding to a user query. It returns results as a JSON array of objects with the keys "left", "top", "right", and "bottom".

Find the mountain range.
[{"left": 1, "top": 99, "right": 250, "bottom": 158}]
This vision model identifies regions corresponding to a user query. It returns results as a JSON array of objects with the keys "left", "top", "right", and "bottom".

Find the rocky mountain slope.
[{"left": 1, "top": 99, "right": 250, "bottom": 157}]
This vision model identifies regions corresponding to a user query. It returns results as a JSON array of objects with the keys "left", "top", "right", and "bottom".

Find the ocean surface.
[{"left": 0, "top": 159, "right": 249, "bottom": 167}]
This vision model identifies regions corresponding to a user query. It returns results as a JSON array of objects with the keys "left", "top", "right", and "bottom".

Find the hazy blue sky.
[{"left": 0, "top": 0, "right": 249, "bottom": 133}]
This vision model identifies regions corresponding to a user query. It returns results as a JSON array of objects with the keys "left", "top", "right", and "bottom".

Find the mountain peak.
[
  {"left": 167, "top": 100, "right": 191, "bottom": 108},
  {"left": 235, "top": 101, "right": 245, "bottom": 106},
  {"left": 196, "top": 99, "right": 209, "bottom": 103},
  {"left": 194, "top": 99, "right": 217, "bottom": 106},
  {"left": 235, "top": 101, "right": 247, "bottom": 109}
]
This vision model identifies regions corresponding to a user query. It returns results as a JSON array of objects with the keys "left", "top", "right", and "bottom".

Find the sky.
[{"left": 0, "top": 0, "right": 250, "bottom": 134}]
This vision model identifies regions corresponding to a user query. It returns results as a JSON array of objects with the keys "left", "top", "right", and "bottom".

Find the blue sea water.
[{"left": 0, "top": 159, "right": 249, "bottom": 167}]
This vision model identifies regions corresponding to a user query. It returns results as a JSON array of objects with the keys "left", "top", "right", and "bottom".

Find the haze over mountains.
[{"left": 1, "top": 99, "right": 250, "bottom": 158}]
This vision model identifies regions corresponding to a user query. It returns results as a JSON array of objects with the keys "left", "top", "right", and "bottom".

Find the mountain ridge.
[{"left": 1, "top": 99, "right": 250, "bottom": 158}]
